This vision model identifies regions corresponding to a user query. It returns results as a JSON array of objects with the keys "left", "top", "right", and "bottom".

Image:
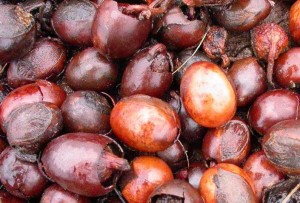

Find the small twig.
[
  {"left": 114, "top": 188, "right": 127, "bottom": 203},
  {"left": 177, "top": 140, "right": 190, "bottom": 168},
  {"left": 282, "top": 183, "right": 300, "bottom": 203}
]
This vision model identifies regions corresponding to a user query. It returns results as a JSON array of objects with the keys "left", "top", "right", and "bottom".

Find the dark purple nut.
[
  {"left": 0, "top": 189, "right": 27, "bottom": 203},
  {"left": 0, "top": 137, "right": 8, "bottom": 154},
  {"left": 262, "top": 119, "right": 300, "bottom": 176},
  {"left": 92, "top": 0, "right": 152, "bottom": 59},
  {"left": 120, "top": 44, "right": 172, "bottom": 98},
  {"left": 0, "top": 147, "right": 48, "bottom": 199},
  {"left": 228, "top": 57, "right": 268, "bottom": 107},
  {"left": 65, "top": 47, "right": 118, "bottom": 92},
  {"left": 61, "top": 91, "right": 112, "bottom": 134},
  {"left": 6, "top": 102, "right": 63, "bottom": 162},
  {"left": 39, "top": 133, "right": 130, "bottom": 197},
  {"left": 0, "top": 84, "right": 10, "bottom": 104},
  {"left": 41, "top": 184, "right": 92, "bottom": 203},
  {"left": 7, "top": 38, "right": 67, "bottom": 88},
  {"left": 0, "top": 5, "right": 36, "bottom": 64},
  {"left": 148, "top": 179, "right": 204, "bottom": 203}
]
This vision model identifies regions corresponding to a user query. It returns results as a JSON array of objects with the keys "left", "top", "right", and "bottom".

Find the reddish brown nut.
[
  {"left": 248, "top": 89, "right": 300, "bottom": 135},
  {"left": 7, "top": 38, "right": 67, "bottom": 88},
  {"left": 40, "top": 184, "right": 92, "bottom": 203},
  {"left": 0, "top": 147, "right": 48, "bottom": 199},
  {"left": 200, "top": 163, "right": 257, "bottom": 203},
  {"left": 110, "top": 94, "right": 180, "bottom": 152},
  {"left": 228, "top": 57, "right": 267, "bottom": 107},
  {"left": 290, "top": 0, "right": 300, "bottom": 44},
  {"left": 262, "top": 119, "right": 300, "bottom": 176},
  {"left": 0, "top": 190, "right": 27, "bottom": 203},
  {"left": 120, "top": 156, "right": 174, "bottom": 203},
  {"left": 243, "top": 151, "right": 285, "bottom": 201},
  {"left": 202, "top": 117, "right": 251, "bottom": 166},
  {"left": 182, "top": 0, "right": 233, "bottom": 7},
  {"left": 180, "top": 61, "right": 237, "bottom": 128}
]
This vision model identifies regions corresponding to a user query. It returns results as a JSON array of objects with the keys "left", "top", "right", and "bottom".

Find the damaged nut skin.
[{"left": 182, "top": 0, "right": 234, "bottom": 7}]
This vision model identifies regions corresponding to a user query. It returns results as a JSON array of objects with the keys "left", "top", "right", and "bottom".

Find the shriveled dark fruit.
[
  {"left": 65, "top": 47, "right": 118, "bottom": 92},
  {"left": 0, "top": 147, "right": 48, "bottom": 199},
  {"left": 243, "top": 151, "right": 285, "bottom": 201},
  {"left": 203, "top": 26, "right": 230, "bottom": 68},
  {"left": 121, "top": 43, "right": 172, "bottom": 98},
  {"left": 248, "top": 89, "right": 300, "bottom": 136},
  {"left": 0, "top": 189, "right": 27, "bottom": 203},
  {"left": 61, "top": 91, "right": 112, "bottom": 134},
  {"left": 274, "top": 48, "right": 300, "bottom": 88},
  {"left": 148, "top": 179, "right": 204, "bottom": 203},
  {"left": 212, "top": 0, "right": 271, "bottom": 32},
  {"left": 0, "top": 80, "right": 66, "bottom": 132},
  {"left": 263, "top": 179, "right": 300, "bottom": 203},
  {"left": 40, "top": 133, "right": 130, "bottom": 197},
  {"left": 154, "top": 6, "right": 208, "bottom": 50},
  {"left": 40, "top": 184, "right": 92, "bottom": 203},
  {"left": 51, "top": 0, "right": 96, "bottom": 46},
  {"left": 228, "top": 57, "right": 267, "bottom": 107},
  {"left": 6, "top": 102, "right": 63, "bottom": 162},
  {"left": 119, "top": 156, "right": 173, "bottom": 203},
  {"left": 262, "top": 119, "right": 300, "bottom": 175},
  {"left": 0, "top": 5, "right": 36, "bottom": 64},
  {"left": 180, "top": 61, "right": 237, "bottom": 128},
  {"left": 110, "top": 94, "right": 180, "bottom": 152},
  {"left": 251, "top": 23, "right": 289, "bottom": 86},
  {"left": 7, "top": 38, "right": 67, "bottom": 88},
  {"left": 200, "top": 163, "right": 256, "bottom": 203},
  {"left": 182, "top": 0, "right": 233, "bottom": 7},
  {"left": 92, "top": 0, "right": 152, "bottom": 59},
  {"left": 290, "top": 0, "right": 300, "bottom": 44},
  {"left": 202, "top": 117, "right": 251, "bottom": 166}
]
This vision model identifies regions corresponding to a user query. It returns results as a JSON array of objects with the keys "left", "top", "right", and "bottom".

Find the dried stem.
[{"left": 282, "top": 183, "right": 300, "bottom": 203}]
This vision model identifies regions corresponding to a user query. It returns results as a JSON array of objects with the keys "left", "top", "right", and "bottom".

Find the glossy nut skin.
[
  {"left": 0, "top": 80, "right": 66, "bottom": 132},
  {"left": 52, "top": 0, "right": 96, "bottom": 46},
  {"left": 200, "top": 163, "right": 257, "bottom": 203},
  {"left": 92, "top": 0, "right": 151, "bottom": 59},
  {"left": 65, "top": 47, "right": 118, "bottom": 92},
  {"left": 290, "top": 0, "right": 300, "bottom": 44},
  {"left": 212, "top": 0, "right": 271, "bottom": 32},
  {"left": 262, "top": 119, "right": 300, "bottom": 175},
  {"left": 40, "top": 133, "right": 129, "bottom": 197},
  {"left": 243, "top": 151, "right": 285, "bottom": 201},
  {"left": 0, "top": 5, "right": 36, "bottom": 64},
  {"left": 180, "top": 61, "right": 237, "bottom": 128},
  {"left": 120, "top": 156, "right": 173, "bottom": 203},
  {"left": 147, "top": 179, "right": 203, "bottom": 203},
  {"left": 110, "top": 94, "right": 180, "bottom": 152},
  {"left": 248, "top": 89, "right": 300, "bottom": 135},
  {"left": 7, "top": 38, "right": 67, "bottom": 88},
  {"left": 0, "top": 190, "right": 27, "bottom": 203},
  {"left": 274, "top": 48, "right": 300, "bottom": 88},
  {"left": 61, "top": 91, "right": 112, "bottom": 134},
  {"left": 40, "top": 184, "right": 92, "bottom": 203},
  {"left": 121, "top": 43, "right": 172, "bottom": 98},
  {"left": 228, "top": 57, "right": 267, "bottom": 107},
  {"left": 202, "top": 118, "right": 251, "bottom": 165},
  {"left": 0, "top": 147, "right": 48, "bottom": 199}
]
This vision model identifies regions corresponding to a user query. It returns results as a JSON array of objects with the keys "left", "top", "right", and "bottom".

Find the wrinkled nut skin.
[
  {"left": 248, "top": 89, "right": 300, "bottom": 136},
  {"left": 212, "top": 0, "right": 271, "bottom": 32},
  {"left": 262, "top": 119, "right": 300, "bottom": 175},
  {"left": 274, "top": 48, "right": 300, "bottom": 88},
  {"left": 52, "top": 0, "right": 96, "bottom": 46},
  {"left": 0, "top": 5, "right": 36, "bottom": 64},
  {"left": 121, "top": 43, "right": 172, "bottom": 98},
  {"left": 228, "top": 57, "right": 267, "bottom": 107},
  {"left": 147, "top": 179, "right": 204, "bottom": 203},
  {"left": 40, "top": 184, "right": 92, "bottom": 203},
  {"left": 8, "top": 38, "right": 67, "bottom": 88},
  {"left": 0, "top": 80, "right": 66, "bottom": 132},
  {"left": 92, "top": 0, "right": 151, "bottom": 59},
  {"left": 61, "top": 91, "right": 112, "bottom": 134},
  {"left": 120, "top": 156, "right": 174, "bottom": 203},
  {"left": 6, "top": 102, "right": 63, "bottom": 157},
  {"left": 40, "top": 133, "right": 129, "bottom": 197},
  {"left": 0, "top": 147, "right": 48, "bottom": 199},
  {"left": 200, "top": 163, "right": 257, "bottom": 203},
  {"left": 0, "top": 189, "right": 27, "bottom": 203},
  {"left": 290, "top": 0, "right": 300, "bottom": 44},
  {"left": 180, "top": 61, "right": 237, "bottom": 128},
  {"left": 202, "top": 118, "right": 251, "bottom": 165},
  {"left": 243, "top": 151, "right": 285, "bottom": 201},
  {"left": 65, "top": 47, "right": 118, "bottom": 92},
  {"left": 110, "top": 94, "right": 180, "bottom": 152}
]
